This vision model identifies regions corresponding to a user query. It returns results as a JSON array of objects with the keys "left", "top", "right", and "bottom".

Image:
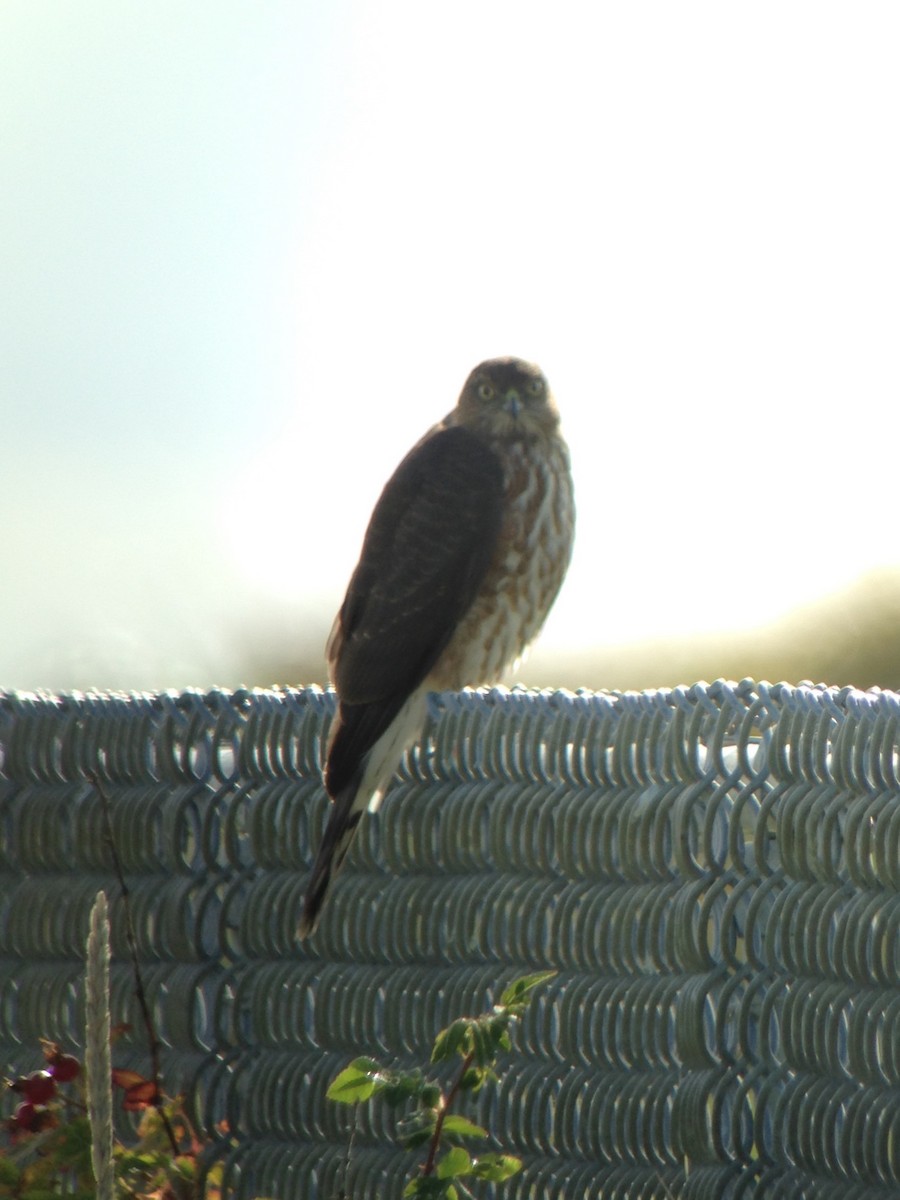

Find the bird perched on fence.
[{"left": 299, "top": 356, "right": 575, "bottom": 938}]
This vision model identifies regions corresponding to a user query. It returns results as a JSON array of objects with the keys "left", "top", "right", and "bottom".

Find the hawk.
[{"left": 299, "top": 356, "right": 575, "bottom": 938}]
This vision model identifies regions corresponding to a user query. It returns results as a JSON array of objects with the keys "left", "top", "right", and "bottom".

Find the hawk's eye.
[
  {"left": 478, "top": 382, "right": 496, "bottom": 401},
  {"left": 526, "top": 378, "right": 544, "bottom": 396}
]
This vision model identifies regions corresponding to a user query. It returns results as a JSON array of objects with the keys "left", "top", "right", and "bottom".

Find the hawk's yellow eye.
[
  {"left": 478, "top": 382, "right": 495, "bottom": 401},
  {"left": 527, "top": 378, "right": 544, "bottom": 396}
]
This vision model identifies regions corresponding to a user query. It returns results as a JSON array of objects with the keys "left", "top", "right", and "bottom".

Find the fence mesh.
[{"left": 1, "top": 681, "right": 900, "bottom": 1198}]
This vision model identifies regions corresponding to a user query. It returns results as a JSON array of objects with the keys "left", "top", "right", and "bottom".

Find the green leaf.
[
  {"left": 498, "top": 971, "right": 556, "bottom": 1010},
  {"left": 440, "top": 1115, "right": 487, "bottom": 1141},
  {"left": 471, "top": 1020, "right": 496, "bottom": 1066},
  {"left": 420, "top": 1083, "right": 443, "bottom": 1108},
  {"left": 432, "top": 1018, "right": 472, "bottom": 1064},
  {"left": 403, "top": 1177, "right": 453, "bottom": 1198},
  {"left": 117, "top": 1150, "right": 165, "bottom": 1171},
  {"left": 0, "top": 1158, "right": 21, "bottom": 1186},
  {"left": 326, "top": 1056, "right": 385, "bottom": 1103},
  {"left": 458, "top": 1062, "right": 496, "bottom": 1093},
  {"left": 400, "top": 1127, "right": 435, "bottom": 1150},
  {"left": 489, "top": 1014, "right": 512, "bottom": 1048},
  {"left": 456, "top": 1067, "right": 484, "bottom": 1092},
  {"left": 169, "top": 1155, "right": 197, "bottom": 1181},
  {"left": 381, "top": 1069, "right": 428, "bottom": 1107},
  {"left": 471, "top": 1152, "right": 523, "bottom": 1182},
  {"left": 437, "top": 1146, "right": 472, "bottom": 1179},
  {"left": 398, "top": 1109, "right": 438, "bottom": 1150}
]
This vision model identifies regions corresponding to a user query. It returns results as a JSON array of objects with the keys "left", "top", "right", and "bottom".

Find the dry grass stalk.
[{"left": 86, "top": 889, "right": 115, "bottom": 1200}]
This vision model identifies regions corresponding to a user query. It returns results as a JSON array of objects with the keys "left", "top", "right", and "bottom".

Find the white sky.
[{"left": 2, "top": 2, "right": 899, "bottom": 690}]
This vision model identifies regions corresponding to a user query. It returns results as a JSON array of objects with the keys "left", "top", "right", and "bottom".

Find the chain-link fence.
[{"left": 2, "top": 682, "right": 899, "bottom": 1198}]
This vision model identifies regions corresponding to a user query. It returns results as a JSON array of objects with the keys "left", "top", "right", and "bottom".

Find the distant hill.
[{"left": 251, "top": 569, "right": 900, "bottom": 694}]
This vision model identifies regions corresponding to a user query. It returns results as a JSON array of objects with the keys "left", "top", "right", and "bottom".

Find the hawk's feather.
[{"left": 326, "top": 425, "right": 504, "bottom": 793}]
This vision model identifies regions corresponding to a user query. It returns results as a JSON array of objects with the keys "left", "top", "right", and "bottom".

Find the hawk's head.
[{"left": 456, "top": 357, "right": 560, "bottom": 441}]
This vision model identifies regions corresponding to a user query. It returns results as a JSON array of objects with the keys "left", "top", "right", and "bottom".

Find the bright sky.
[{"left": 2, "top": 2, "right": 899, "bottom": 690}]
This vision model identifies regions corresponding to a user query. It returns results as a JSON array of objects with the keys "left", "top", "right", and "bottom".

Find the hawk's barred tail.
[
  {"left": 298, "top": 782, "right": 364, "bottom": 939},
  {"left": 299, "top": 691, "right": 429, "bottom": 937}
]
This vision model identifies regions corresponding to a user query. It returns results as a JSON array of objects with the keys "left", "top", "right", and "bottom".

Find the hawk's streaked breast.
[{"left": 430, "top": 433, "right": 574, "bottom": 688}]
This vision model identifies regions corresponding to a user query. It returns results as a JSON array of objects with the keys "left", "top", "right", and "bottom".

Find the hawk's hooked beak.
[{"left": 503, "top": 388, "right": 522, "bottom": 419}]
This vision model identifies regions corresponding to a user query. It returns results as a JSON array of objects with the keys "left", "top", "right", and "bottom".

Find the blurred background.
[{"left": 2, "top": 2, "right": 899, "bottom": 696}]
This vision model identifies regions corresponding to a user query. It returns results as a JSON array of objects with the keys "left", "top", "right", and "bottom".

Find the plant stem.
[
  {"left": 89, "top": 773, "right": 180, "bottom": 1159},
  {"left": 421, "top": 1051, "right": 475, "bottom": 1178},
  {"left": 86, "top": 891, "right": 114, "bottom": 1200}
]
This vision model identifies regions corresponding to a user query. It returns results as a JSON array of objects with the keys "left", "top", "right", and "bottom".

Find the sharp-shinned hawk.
[{"left": 299, "top": 356, "right": 575, "bottom": 937}]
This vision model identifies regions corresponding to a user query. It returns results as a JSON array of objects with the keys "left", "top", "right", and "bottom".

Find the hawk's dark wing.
[{"left": 326, "top": 424, "right": 504, "bottom": 795}]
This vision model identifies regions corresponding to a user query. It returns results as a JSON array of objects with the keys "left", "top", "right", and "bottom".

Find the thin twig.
[
  {"left": 422, "top": 1050, "right": 475, "bottom": 1178},
  {"left": 88, "top": 772, "right": 180, "bottom": 1159}
]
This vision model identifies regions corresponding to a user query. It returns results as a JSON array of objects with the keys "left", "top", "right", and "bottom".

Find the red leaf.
[
  {"left": 111, "top": 1068, "right": 159, "bottom": 1110},
  {"left": 111, "top": 1068, "right": 148, "bottom": 1090},
  {"left": 122, "top": 1081, "right": 159, "bottom": 1111}
]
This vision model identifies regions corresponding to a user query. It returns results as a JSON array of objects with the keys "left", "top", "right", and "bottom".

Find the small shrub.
[{"left": 328, "top": 971, "right": 555, "bottom": 1198}]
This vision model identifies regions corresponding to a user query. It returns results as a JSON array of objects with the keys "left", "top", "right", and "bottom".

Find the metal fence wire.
[{"left": 1, "top": 681, "right": 900, "bottom": 1199}]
